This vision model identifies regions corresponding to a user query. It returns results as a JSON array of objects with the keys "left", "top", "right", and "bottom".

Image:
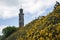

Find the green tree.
[
  {"left": 2, "top": 26, "right": 17, "bottom": 38},
  {"left": 0, "top": 35, "right": 2, "bottom": 40}
]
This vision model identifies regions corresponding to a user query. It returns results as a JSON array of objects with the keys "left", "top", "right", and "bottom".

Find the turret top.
[{"left": 19, "top": 8, "right": 23, "bottom": 13}]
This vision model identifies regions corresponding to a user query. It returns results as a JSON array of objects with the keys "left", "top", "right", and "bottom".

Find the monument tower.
[{"left": 19, "top": 8, "right": 24, "bottom": 27}]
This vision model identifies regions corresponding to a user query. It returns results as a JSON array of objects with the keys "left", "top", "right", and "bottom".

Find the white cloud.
[
  {"left": 0, "top": 5, "right": 19, "bottom": 19},
  {"left": 0, "top": 0, "right": 60, "bottom": 19}
]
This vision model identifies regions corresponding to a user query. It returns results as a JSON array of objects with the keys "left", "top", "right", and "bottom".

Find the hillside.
[{"left": 5, "top": 3, "right": 60, "bottom": 40}]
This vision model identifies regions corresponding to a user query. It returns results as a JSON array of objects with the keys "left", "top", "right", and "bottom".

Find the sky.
[{"left": 0, "top": 0, "right": 60, "bottom": 35}]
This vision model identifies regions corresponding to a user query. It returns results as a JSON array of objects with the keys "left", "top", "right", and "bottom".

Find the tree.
[
  {"left": 0, "top": 35, "right": 2, "bottom": 40},
  {"left": 2, "top": 26, "right": 17, "bottom": 38}
]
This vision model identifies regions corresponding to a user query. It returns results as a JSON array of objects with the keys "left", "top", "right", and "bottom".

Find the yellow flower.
[
  {"left": 49, "top": 33, "right": 52, "bottom": 37},
  {"left": 45, "top": 32, "right": 48, "bottom": 36},
  {"left": 39, "top": 37, "right": 44, "bottom": 40},
  {"left": 40, "top": 30, "right": 45, "bottom": 35}
]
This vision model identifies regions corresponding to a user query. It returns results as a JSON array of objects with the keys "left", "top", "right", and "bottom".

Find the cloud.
[
  {"left": 0, "top": 0, "right": 60, "bottom": 19},
  {"left": 0, "top": 0, "right": 19, "bottom": 6},
  {"left": 0, "top": 0, "right": 19, "bottom": 19},
  {"left": 0, "top": 4, "right": 19, "bottom": 19}
]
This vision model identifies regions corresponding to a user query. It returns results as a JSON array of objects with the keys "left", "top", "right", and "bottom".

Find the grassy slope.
[{"left": 5, "top": 6, "right": 60, "bottom": 40}]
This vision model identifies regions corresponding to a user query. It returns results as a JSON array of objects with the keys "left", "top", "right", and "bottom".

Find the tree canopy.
[{"left": 2, "top": 26, "right": 17, "bottom": 38}]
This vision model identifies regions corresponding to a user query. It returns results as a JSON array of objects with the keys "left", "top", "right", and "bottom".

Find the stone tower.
[{"left": 19, "top": 8, "right": 24, "bottom": 27}]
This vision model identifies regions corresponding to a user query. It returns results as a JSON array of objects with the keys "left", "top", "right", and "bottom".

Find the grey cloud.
[{"left": 0, "top": 0, "right": 20, "bottom": 6}]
